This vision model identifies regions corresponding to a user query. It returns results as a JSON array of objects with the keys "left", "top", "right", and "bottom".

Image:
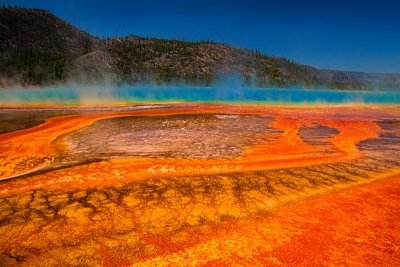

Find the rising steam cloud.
[{"left": 1, "top": 75, "right": 400, "bottom": 106}]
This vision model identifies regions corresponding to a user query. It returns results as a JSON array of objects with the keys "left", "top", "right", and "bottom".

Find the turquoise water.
[{"left": 1, "top": 85, "right": 400, "bottom": 105}]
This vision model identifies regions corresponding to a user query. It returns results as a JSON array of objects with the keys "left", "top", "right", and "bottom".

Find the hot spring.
[{"left": 0, "top": 85, "right": 400, "bottom": 106}]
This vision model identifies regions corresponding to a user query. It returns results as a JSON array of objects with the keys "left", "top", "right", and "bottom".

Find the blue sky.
[{"left": 6, "top": 0, "right": 400, "bottom": 73}]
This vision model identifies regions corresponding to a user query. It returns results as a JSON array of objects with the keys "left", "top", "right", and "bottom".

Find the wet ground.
[
  {"left": 54, "top": 114, "right": 278, "bottom": 161},
  {"left": 0, "top": 104, "right": 399, "bottom": 266}
]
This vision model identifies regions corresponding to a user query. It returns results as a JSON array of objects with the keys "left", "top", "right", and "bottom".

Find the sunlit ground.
[{"left": 0, "top": 104, "right": 399, "bottom": 266}]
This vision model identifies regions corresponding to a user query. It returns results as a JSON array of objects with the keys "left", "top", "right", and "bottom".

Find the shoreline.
[{"left": 1, "top": 101, "right": 400, "bottom": 110}]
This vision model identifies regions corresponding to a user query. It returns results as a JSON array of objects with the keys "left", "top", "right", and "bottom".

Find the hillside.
[{"left": 1, "top": 7, "right": 399, "bottom": 90}]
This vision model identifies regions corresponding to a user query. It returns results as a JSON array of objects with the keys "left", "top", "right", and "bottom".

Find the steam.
[{"left": 1, "top": 75, "right": 400, "bottom": 106}]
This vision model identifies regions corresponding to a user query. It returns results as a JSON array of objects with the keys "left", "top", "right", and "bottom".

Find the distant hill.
[{"left": 1, "top": 7, "right": 399, "bottom": 90}]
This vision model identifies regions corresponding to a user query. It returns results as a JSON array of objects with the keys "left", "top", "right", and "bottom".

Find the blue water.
[{"left": 0, "top": 85, "right": 400, "bottom": 105}]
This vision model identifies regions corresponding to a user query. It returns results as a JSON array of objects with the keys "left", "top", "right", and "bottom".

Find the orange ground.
[
  {"left": 133, "top": 176, "right": 400, "bottom": 266},
  {"left": 0, "top": 104, "right": 399, "bottom": 266},
  {"left": 0, "top": 105, "right": 385, "bottom": 193}
]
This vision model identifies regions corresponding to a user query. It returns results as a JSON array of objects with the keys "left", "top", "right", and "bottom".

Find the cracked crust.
[{"left": 0, "top": 105, "right": 399, "bottom": 266}]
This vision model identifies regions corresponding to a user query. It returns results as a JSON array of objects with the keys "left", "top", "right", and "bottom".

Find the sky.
[{"left": 5, "top": 0, "right": 400, "bottom": 73}]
